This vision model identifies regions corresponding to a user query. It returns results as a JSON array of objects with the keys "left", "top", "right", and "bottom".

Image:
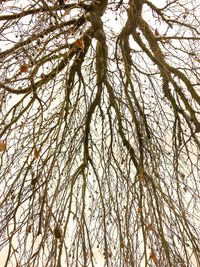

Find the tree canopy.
[{"left": 0, "top": 0, "right": 200, "bottom": 266}]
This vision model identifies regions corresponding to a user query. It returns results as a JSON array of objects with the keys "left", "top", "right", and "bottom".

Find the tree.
[{"left": 0, "top": 0, "right": 200, "bottom": 266}]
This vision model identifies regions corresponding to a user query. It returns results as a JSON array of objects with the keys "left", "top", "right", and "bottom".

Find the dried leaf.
[
  {"left": 20, "top": 64, "right": 29, "bottom": 72},
  {"left": 64, "top": 9, "right": 70, "bottom": 16},
  {"left": 103, "top": 250, "right": 112, "bottom": 259},
  {"left": 150, "top": 250, "right": 157, "bottom": 263},
  {"left": 138, "top": 207, "right": 142, "bottom": 214},
  {"left": 189, "top": 52, "right": 196, "bottom": 57},
  {"left": 31, "top": 177, "right": 38, "bottom": 186},
  {"left": 120, "top": 240, "right": 125, "bottom": 248},
  {"left": 147, "top": 223, "right": 153, "bottom": 231},
  {"left": 40, "top": 73, "right": 46, "bottom": 79},
  {"left": 138, "top": 169, "right": 144, "bottom": 182},
  {"left": 26, "top": 225, "right": 32, "bottom": 234},
  {"left": 54, "top": 223, "right": 62, "bottom": 239},
  {"left": 0, "top": 141, "right": 6, "bottom": 152},
  {"left": 180, "top": 172, "right": 186, "bottom": 179},
  {"left": 155, "top": 29, "right": 159, "bottom": 36},
  {"left": 183, "top": 186, "right": 188, "bottom": 192},
  {"left": 75, "top": 38, "right": 84, "bottom": 49},
  {"left": 34, "top": 147, "right": 39, "bottom": 159}
]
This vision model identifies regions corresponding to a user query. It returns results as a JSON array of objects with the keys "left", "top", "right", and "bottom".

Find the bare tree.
[{"left": 0, "top": 0, "right": 200, "bottom": 266}]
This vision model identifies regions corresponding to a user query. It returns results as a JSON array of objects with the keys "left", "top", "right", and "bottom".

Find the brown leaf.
[
  {"left": 20, "top": 64, "right": 29, "bottom": 72},
  {"left": 138, "top": 207, "right": 142, "bottom": 214},
  {"left": 147, "top": 223, "right": 153, "bottom": 231},
  {"left": 120, "top": 240, "right": 125, "bottom": 248},
  {"left": 180, "top": 172, "right": 186, "bottom": 179},
  {"left": 138, "top": 169, "right": 144, "bottom": 182},
  {"left": 26, "top": 225, "right": 32, "bottom": 234},
  {"left": 40, "top": 73, "right": 46, "bottom": 79},
  {"left": 64, "top": 9, "right": 70, "bottom": 16},
  {"left": 34, "top": 147, "right": 39, "bottom": 159},
  {"left": 0, "top": 141, "right": 6, "bottom": 152},
  {"left": 75, "top": 38, "right": 84, "bottom": 49},
  {"left": 103, "top": 250, "right": 112, "bottom": 259},
  {"left": 183, "top": 186, "right": 188, "bottom": 192},
  {"left": 150, "top": 250, "right": 157, "bottom": 263},
  {"left": 54, "top": 223, "right": 62, "bottom": 239},
  {"left": 155, "top": 29, "right": 159, "bottom": 36},
  {"left": 31, "top": 177, "right": 38, "bottom": 186}
]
